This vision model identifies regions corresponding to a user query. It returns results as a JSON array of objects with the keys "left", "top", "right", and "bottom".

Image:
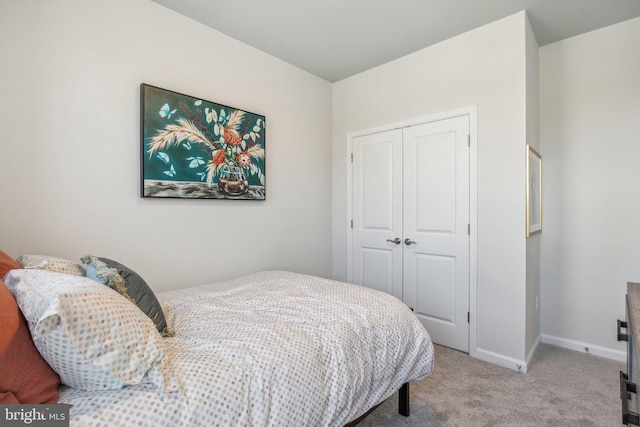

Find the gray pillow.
[{"left": 81, "top": 255, "right": 172, "bottom": 337}]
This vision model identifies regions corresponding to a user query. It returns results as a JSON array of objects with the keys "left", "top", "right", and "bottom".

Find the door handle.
[
  {"left": 386, "top": 238, "right": 401, "bottom": 245},
  {"left": 404, "top": 238, "right": 416, "bottom": 246}
]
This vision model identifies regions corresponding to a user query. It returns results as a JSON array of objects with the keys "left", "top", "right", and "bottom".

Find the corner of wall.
[{"left": 524, "top": 8, "right": 541, "bottom": 360}]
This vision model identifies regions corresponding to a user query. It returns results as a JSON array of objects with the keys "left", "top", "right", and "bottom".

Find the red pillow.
[
  {"left": 0, "top": 250, "right": 60, "bottom": 403},
  {"left": 0, "top": 249, "right": 20, "bottom": 278}
]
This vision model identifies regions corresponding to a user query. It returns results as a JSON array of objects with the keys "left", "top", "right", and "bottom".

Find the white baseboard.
[
  {"left": 525, "top": 334, "right": 541, "bottom": 367},
  {"left": 540, "top": 333, "right": 626, "bottom": 363},
  {"left": 474, "top": 348, "right": 529, "bottom": 373},
  {"left": 471, "top": 333, "right": 624, "bottom": 374}
]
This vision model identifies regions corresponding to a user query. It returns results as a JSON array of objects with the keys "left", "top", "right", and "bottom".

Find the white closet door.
[
  {"left": 402, "top": 116, "right": 470, "bottom": 352},
  {"left": 351, "top": 129, "right": 403, "bottom": 300}
]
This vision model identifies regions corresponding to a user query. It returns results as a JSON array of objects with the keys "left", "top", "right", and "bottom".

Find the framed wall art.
[
  {"left": 140, "top": 84, "right": 266, "bottom": 200},
  {"left": 526, "top": 144, "right": 542, "bottom": 237}
]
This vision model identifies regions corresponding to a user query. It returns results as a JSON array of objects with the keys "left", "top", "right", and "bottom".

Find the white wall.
[
  {"left": 540, "top": 17, "right": 640, "bottom": 358},
  {"left": 332, "top": 12, "right": 531, "bottom": 365},
  {"left": 0, "top": 0, "right": 333, "bottom": 291}
]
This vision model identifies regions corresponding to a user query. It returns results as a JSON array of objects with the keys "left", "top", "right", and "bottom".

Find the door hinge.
[
  {"left": 351, "top": 219, "right": 353, "bottom": 229},
  {"left": 468, "top": 312, "right": 470, "bottom": 323},
  {"left": 467, "top": 224, "right": 470, "bottom": 235},
  {"left": 350, "top": 153, "right": 353, "bottom": 162},
  {"left": 468, "top": 135, "right": 470, "bottom": 147}
]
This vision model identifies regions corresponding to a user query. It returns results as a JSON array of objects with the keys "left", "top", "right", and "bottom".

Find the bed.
[{"left": 0, "top": 252, "right": 434, "bottom": 427}]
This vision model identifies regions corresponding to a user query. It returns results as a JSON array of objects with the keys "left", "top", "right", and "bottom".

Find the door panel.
[
  {"left": 352, "top": 129, "right": 403, "bottom": 300},
  {"left": 403, "top": 116, "right": 470, "bottom": 352},
  {"left": 361, "top": 248, "right": 394, "bottom": 295},
  {"left": 414, "top": 133, "right": 456, "bottom": 233},
  {"left": 415, "top": 253, "right": 456, "bottom": 323},
  {"left": 361, "top": 142, "right": 394, "bottom": 229}
]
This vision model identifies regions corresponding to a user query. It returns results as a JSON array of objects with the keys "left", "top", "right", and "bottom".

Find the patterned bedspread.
[{"left": 60, "top": 271, "right": 434, "bottom": 426}]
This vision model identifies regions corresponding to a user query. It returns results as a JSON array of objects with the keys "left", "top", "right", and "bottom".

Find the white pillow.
[
  {"left": 16, "top": 254, "right": 86, "bottom": 277},
  {"left": 4, "top": 269, "right": 175, "bottom": 391}
]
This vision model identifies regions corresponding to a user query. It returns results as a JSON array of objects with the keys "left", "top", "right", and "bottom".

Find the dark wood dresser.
[{"left": 620, "top": 282, "right": 640, "bottom": 425}]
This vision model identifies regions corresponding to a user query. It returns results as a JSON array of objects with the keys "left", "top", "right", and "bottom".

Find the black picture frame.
[{"left": 140, "top": 84, "right": 266, "bottom": 200}]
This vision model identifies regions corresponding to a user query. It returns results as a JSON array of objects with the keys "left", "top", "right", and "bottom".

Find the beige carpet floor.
[{"left": 358, "top": 343, "right": 625, "bottom": 426}]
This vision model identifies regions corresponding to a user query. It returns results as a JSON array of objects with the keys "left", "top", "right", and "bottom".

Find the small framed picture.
[
  {"left": 526, "top": 144, "right": 542, "bottom": 237},
  {"left": 140, "top": 84, "right": 266, "bottom": 200}
]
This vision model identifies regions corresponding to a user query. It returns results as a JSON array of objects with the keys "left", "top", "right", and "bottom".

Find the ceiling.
[{"left": 151, "top": 0, "right": 640, "bottom": 82}]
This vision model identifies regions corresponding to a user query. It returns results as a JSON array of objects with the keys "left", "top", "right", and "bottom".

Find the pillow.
[
  {"left": 17, "top": 254, "right": 85, "bottom": 277},
  {"left": 82, "top": 255, "right": 171, "bottom": 337},
  {"left": 0, "top": 278, "right": 60, "bottom": 403},
  {"left": 3, "top": 269, "right": 176, "bottom": 392},
  {"left": 82, "top": 256, "right": 135, "bottom": 303},
  {"left": 0, "top": 249, "right": 21, "bottom": 279}
]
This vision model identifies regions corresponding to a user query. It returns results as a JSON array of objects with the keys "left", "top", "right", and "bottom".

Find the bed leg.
[{"left": 398, "top": 382, "right": 410, "bottom": 417}]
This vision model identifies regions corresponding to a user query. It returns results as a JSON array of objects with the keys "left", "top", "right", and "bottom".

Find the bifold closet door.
[
  {"left": 351, "top": 115, "right": 470, "bottom": 352},
  {"left": 351, "top": 129, "right": 403, "bottom": 300},
  {"left": 402, "top": 116, "right": 470, "bottom": 353}
]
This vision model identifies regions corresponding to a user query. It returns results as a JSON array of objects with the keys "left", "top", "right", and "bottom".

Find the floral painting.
[{"left": 141, "top": 84, "right": 265, "bottom": 199}]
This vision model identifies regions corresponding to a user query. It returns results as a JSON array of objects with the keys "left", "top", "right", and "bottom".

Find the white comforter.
[{"left": 60, "top": 271, "right": 434, "bottom": 426}]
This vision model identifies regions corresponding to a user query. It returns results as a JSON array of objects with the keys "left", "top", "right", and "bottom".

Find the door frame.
[{"left": 346, "top": 105, "right": 478, "bottom": 356}]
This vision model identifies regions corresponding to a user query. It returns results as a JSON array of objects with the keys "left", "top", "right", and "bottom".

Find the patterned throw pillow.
[
  {"left": 16, "top": 254, "right": 85, "bottom": 277},
  {"left": 82, "top": 255, "right": 172, "bottom": 337},
  {"left": 3, "top": 269, "right": 176, "bottom": 392}
]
